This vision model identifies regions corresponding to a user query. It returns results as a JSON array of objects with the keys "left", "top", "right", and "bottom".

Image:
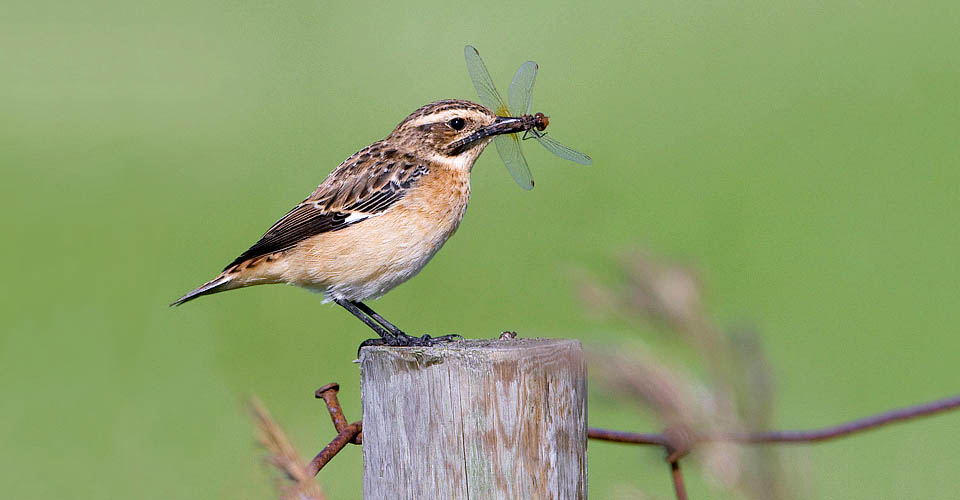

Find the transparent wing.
[
  {"left": 494, "top": 134, "right": 534, "bottom": 190},
  {"left": 464, "top": 45, "right": 509, "bottom": 115},
  {"left": 508, "top": 61, "right": 538, "bottom": 115},
  {"left": 536, "top": 133, "right": 593, "bottom": 165}
]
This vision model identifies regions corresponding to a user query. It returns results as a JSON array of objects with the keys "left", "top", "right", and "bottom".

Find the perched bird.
[{"left": 172, "top": 99, "right": 540, "bottom": 348}]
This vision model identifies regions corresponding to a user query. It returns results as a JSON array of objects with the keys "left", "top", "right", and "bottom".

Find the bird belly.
[{"left": 282, "top": 181, "right": 470, "bottom": 302}]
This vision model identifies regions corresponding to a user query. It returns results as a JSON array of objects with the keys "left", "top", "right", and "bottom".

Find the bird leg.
[
  {"left": 354, "top": 299, "right": 463, "bottom": 346},
  {"left": 350, "top": 300, "right": 405, "bottom": 336},
  {"left": 336, "top": 299, "right": 462, "bottom": 350},
  {"left": 334, "top": 298, "right": 396, "bottom": 343}
]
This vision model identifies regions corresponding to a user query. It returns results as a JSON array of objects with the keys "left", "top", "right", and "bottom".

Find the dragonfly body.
[{"left": 517, "top": 112, "right": 549, "bottom": 135}]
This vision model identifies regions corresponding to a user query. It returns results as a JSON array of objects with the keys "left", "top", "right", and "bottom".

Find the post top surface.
[
  {"left": 358, "top": 338, "right": 582, "bottom": 364},
  {"left": 361, "top": 337, "right": 578, "bottom": 352}
]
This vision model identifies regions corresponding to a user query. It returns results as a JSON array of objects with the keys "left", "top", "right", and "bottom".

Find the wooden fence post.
[{"left": 360, "top": 338, "right": 587, "bottom": 499}]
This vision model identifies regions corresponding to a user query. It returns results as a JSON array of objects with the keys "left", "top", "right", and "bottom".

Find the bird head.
[{"left": 387, "top": 99, "right": 527, "bottom": 169}]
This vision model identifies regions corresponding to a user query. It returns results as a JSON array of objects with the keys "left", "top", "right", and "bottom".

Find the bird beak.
[
  {"left": 482, "top": 116, "right": 527, "bottom": 137},
  {"left": 449, "top": 116, "right": 526, "bottom": 154}
]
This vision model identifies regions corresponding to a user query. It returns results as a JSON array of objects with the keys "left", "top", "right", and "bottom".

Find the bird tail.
[{"left": 170, "top": 274, "right": 232, "bottom": 306}]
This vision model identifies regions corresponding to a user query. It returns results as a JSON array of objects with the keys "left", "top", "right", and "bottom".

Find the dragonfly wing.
[
  {"left": 494, "top": 134, "right": 534, "bottom": 190},
  {"left": 464, "top": 45, "right": 509, "bottom": 115},
  {"left": 536, "top": 133, "right": 593, "bottom": 165},
  {"left": 508, "top": 61, "right": 538, "bottom": 115}
]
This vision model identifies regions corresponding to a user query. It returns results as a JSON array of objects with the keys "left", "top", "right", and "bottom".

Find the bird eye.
[{"left": 448, "top": 118, "right": 466, "bottom": 130}]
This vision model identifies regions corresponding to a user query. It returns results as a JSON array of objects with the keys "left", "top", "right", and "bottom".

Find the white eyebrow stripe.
[{"left": 404, "top": 110, "right": 475, "bottom": 129}]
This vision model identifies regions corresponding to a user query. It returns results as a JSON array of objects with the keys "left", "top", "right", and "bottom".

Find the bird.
[{"left": 171, "top": 99, "right": 539, "bottom": 348}]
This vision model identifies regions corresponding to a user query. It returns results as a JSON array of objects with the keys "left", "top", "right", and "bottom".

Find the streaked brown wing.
[{"left": 224, "top": 143, "right": 429, "bottom": 270}]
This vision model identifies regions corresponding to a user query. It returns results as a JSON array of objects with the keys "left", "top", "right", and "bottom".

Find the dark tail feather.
[{"left": 170, "top": 275, "right": 231, "bottom": 306}]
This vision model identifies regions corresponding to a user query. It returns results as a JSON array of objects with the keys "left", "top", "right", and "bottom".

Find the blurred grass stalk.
[
  {"left": 249, "top": 397, "right": 328, "bottom": 500},
  {"left": 582, "top": 249, "right": 798, "bottom": 499}
]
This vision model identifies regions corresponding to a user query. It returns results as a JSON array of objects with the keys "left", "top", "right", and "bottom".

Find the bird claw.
[
  {"left": 358, "top": 336, "right": 391, "bottom": 349},
  {"left": 404, "top": 333, "right": 462, "bottom": 346},
  {"left": 357, "top": 333, "right": 462, "bottom": 355}
]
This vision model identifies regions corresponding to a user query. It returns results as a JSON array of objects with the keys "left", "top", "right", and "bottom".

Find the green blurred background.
[{"left": 3, "top": 0, "right": 959, "bottom": 498}]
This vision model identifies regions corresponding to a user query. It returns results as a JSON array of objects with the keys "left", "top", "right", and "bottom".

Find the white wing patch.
[{"left": 344, "top": 213, "right": 372, "bottom": 224}]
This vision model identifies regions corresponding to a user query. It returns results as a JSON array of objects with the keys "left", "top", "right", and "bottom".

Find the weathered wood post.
[{"left": 360, "top": 338, "right": 587, "bottom": 499}]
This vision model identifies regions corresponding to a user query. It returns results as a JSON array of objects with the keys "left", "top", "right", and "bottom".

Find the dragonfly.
[{"left": 464, "top": 45, "right": 592, "bottom": 190}]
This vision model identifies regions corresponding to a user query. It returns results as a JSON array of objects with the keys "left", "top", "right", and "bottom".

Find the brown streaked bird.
[{"left": 172, "top": 99, "right": 544, "bottom": 348}]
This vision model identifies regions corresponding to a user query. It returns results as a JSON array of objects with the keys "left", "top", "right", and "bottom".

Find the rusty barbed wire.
[
  {"left": 308, "top": 383, "right": 362, "bottom": 475},
  {"left": 671, "top": 460, "right": 689, "bottom": 500},
  {"left": 589, "top": 393, "right": 960, "bottom": 499},
  {"left": 588, "top": 393, "right": 960, "bottom": 447},
  {"left": 315, "top": 383, "right": 363, "bottom": 445},
  {"left": 303, "top": 381, "right": 960, "bottom": 500}
]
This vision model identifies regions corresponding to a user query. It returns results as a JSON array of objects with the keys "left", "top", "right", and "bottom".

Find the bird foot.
[
  {"left": 358, "top": 333, "right": 462, "bottom": 354},
  {"left": 396, "top": 332, "right": 463, "bottom": 346}
]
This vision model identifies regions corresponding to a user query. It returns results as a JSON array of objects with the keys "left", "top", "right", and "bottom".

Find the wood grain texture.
[{"left": 360, "top": 339, "right": 587, "bottom": 499}]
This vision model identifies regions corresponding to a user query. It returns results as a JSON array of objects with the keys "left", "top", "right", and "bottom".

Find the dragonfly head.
[{"left": 533, "top": 112, "right": 549, "bottom": 132}]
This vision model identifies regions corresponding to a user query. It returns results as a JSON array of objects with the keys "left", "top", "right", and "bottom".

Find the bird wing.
[{"left": 223, "top": 143, "right": 430, "bottom": 271}]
